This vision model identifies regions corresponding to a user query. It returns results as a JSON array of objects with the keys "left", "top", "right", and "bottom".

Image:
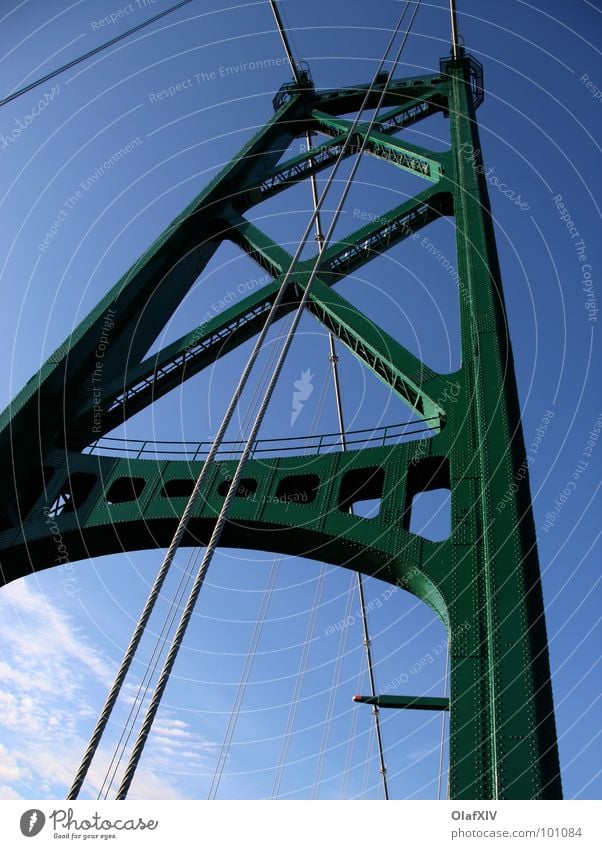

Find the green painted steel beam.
[
  {"left": 353, "top": 694, "right": 449, "bottom": 711},
  {"left": 305, "top": 277, "right": 446, "bottom": 425},
  {"left": 251, "top": 97, "right": 444, "bottom": 205},
  {"left": 71, "top": 280, "right": 285, "bottom": 437},
  {"left": 77, "top": 186, "right": 448, "bottom": 435},
  {"left": 313, "top": 74, "right": 448, "bottom": 116},
  {"left": 373, "top": 97, "right": 442, "bottom": 134},
  {"left": 316, "top": 184, "right": 450, "bottom": 281},
  {"left": 311, "top": 110, "right": 445, "bottom": 181}
]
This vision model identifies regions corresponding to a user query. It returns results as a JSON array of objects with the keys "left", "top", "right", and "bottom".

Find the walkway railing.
[{"left": 81, "top": 417, "right": 437, "bottom": 461}]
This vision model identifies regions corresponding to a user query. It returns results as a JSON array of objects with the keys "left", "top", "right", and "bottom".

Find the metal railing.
[{"left": 82, "top": 417, "right": 438, "bottom": 461}]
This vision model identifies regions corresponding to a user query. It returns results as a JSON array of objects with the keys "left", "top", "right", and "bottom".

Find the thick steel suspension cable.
[
  {"left": 268, "top": 0, "right": 302, "bottom": 84},
  {"left": 1, "top": 0, "right": 198, "bottom": 108},
  {"left": 69, "top": 20, "right": 398, "bottom": 795},
  {"left": 97, "top": 546, "right": 201, "bottom": 799},
  {"left": 275, "top": 0, "right": 420, "bottom": 796},
  {"left": 271, "top": 0, "right": 406, "bottom": 800},
  {"left": 114, "top": 3, "right": 419, "bottom": 799},
  {"left": 102, "top": 334, "right": 295, "bottom": 798}
]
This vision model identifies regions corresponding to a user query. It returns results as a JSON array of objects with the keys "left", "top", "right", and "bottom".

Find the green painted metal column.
[{"left": 444, "top": 51, "right": 562, "bottom": 799}]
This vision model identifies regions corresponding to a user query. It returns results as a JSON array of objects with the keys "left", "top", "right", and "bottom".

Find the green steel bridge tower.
[{"left": 0, "top": 47, "right": 562, "bottom": 799}]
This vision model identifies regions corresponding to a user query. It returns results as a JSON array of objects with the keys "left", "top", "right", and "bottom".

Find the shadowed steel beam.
[{"left": 353, "top": 694, "right": 450, "bottom": 711}]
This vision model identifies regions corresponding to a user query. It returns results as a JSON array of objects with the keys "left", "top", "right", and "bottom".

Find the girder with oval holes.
[{"left": 0, "top": 52, "right": 562, "bottom": 799}]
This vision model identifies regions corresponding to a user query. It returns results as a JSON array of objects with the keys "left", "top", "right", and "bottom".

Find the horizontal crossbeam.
[{"left": 312, "top": 74, "right": 448, "bottom": 116}]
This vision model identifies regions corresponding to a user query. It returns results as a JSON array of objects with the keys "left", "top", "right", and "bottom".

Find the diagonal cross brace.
[{"left": 311, "top": 110, "right": 446, "bottom": 181}]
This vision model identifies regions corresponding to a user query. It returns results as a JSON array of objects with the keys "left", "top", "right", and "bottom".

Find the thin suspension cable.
[
  {"left": 88, "top": 356, "right": 298, "bottom": 797},
  {"left": 312, "top": 0, "right": 422, "bottom": 798},
  {"left": 437, "top": 637, "right": 450, "bottom": 800},
  {"left": 341, "top": 659, "right": 367, "bottom": 799},
  {"left": 1, "top": 0, "right": 197, "bottom": 108},
  {"left": 115, "top": 1, "right": 419, "bottom": 799},
  {"left": 311, "top": 569, "right": 355, "bottom": 798},
  {"left": 321, "top": 0, "right": 426, "bottom": 800},
  {"left": 208, "top": 365, "right": 332, "bottom": 799},
  {"left": 68, "top": 528, "right": 200, "bottom": 798},
  {"left": 329, "top": 339, "right": 390, "bottom": 799},
  {"left": 360, "top": 720, "right": 376, "bottom": 799},
  {"left": 208, "top": 555, "right": 281, "bottom": 799},
  {"left": 319, "top": 156, "right": 390, "bottom": 799},
  {"left": 271, "top": 565, "right": 329, "bottom": 798},
  {"left": 301, "top": 31, "right": 389, "bottom": 793},
  {"left": 355, "top": 574, "right": 389, "bottom": 799}
]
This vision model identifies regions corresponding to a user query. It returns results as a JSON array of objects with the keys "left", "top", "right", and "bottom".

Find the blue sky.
[{"left": 0, "top": 0, "right": 599, "bottom": 800}]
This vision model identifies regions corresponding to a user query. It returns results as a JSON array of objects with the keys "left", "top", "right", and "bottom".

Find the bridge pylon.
[{"left": 0, "top": 49, "right": 562, "bottom": 799}]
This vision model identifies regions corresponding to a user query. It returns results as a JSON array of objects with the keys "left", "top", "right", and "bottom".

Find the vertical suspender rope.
[
  {"left": 115, "top": 2, "right": 420, "bottom": 799},
  {"left": 305, "top": 81, "right": 390, "bottom": 802},
  {"left": 341, "top": 657, "right": 366, "bottom": 799},
  {"left": 271, "top": 565, "right": 329, "bottom": 799},
  {"left": 311, "top": 571, "right": 355, "bottom": 799},
  {"left": 208, "top": 365, "right": 332, "bottom": 800}
]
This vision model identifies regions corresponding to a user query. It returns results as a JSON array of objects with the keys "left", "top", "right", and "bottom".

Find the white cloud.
[
  {"left": 0, "top": 578, "right": 212, "bottom": 800},
  {"left": 0, "top": 744, "right": 29, "bottom": 782},
  {"left": 0, "top": 783, "right": 23, "bottom": 800}
]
